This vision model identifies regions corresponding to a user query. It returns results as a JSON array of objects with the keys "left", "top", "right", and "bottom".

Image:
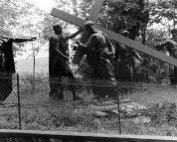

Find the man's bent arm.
[
  {"left": 77, "top": 35, "right": 97, "bottom": 52},
  {"left": 53, "top": 38, "right": 69, "bottom": 60},
  {"left": 66, "top": 28, "right": 83, "bottom": 40}
]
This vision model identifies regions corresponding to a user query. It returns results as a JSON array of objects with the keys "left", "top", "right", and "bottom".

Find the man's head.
[
  {"left": 121, "top": 30, "right": 129, "bottom": 37},
  {"left": 53, "top": 24, "right": 62, "bottom": 35},
  {"left": 84, "top": 21, "right": 95, "bottom": 34},
  {"left": 0, "top": 40, "right": 3, "bottom": 46},
  {"left": 171, "top": 28, "right": 177, "bottom": 38}
]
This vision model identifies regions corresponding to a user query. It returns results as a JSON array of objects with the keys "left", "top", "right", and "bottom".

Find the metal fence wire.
[{"left": 1, "top": 73, "right": 177, "bottom": 136}]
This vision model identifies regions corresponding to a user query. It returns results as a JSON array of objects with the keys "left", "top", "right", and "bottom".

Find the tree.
[
  {"left": 96, "top": 0, "right": 149, "bottom": 82},
  {"left": 144, "top": 0, "right": 177, "bottom": 83},
  {"left": 97, "top": 0, "right": 149, "bottom": 41},
  {"left": 149, "top": 0, "right": 177, "bottom": 28},
  {"left": 0, "top": 0, "right": 35, "bottom": 36}
]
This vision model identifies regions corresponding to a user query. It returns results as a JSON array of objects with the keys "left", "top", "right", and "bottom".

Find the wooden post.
[{"left": 17, "top": 74, "right": 22, "bottom": 130}]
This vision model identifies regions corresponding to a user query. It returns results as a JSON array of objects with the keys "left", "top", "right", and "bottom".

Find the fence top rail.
[{"left": 0, "top": 129, "right": 177, "bottom": 141}]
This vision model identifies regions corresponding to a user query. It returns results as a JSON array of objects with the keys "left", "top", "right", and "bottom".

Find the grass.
[{"left": 2, "top": 75, "right": 177, "bottom": 138}]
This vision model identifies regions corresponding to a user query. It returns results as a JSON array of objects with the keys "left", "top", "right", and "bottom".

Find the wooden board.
[
  {"left": 51, "top": 8, "right": 177, "bottom": 67},
  {"left": 51, "top": 8, "right": 84, "bottom": 27},
  {"left": 1, "top": 129, "right": 177, "bottom": 142},
  {"left": 88, "top": 0, "right": 105, "bottom": 21},
  {"left": 96, "top": 25, "right": 177, "bottom": 67}
]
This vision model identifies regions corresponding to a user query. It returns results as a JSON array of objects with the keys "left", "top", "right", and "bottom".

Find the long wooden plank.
[
  {"left": 0, "top": 129, "right": 177, "bottom": 142},
  {"left": 95, "top": 26, "right": 177, "bottom": 67},
  {"left": 51, "top": 8, "right": 177, "bottom": 67},
  {"left": 51, "top": 8, "right": 84, "bottom": 27},
  {"left": 0, "top": 129, "right": 177, "bottom": 141},
  {"left": 88, "top": 0, "right": 105, "bottom": 21}
]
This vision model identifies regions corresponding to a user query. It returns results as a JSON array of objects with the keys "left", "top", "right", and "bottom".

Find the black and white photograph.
[{"left": 0, "top": 0, "right": 177, "bottom": 142}]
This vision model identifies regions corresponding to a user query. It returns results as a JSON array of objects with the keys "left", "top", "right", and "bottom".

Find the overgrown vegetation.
[{"left": 1, "top": 74, "right": 177, "bottom": 138}]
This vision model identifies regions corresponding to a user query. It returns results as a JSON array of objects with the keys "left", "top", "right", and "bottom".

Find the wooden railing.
[{"left": 0, "top": 129, "right": 177, "bottom": 142}]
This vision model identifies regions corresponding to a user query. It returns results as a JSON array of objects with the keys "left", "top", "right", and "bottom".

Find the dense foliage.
[{"left": 99, "top": 0, "right": 149, "bottom": 42}]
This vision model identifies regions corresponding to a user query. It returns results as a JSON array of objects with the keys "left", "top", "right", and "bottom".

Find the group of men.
[
  {"left": 49, "top": 20, "right": 177, "bottom": 101},
  {"left": 49, "top": 21, "right": 117, "bottom": 101}
]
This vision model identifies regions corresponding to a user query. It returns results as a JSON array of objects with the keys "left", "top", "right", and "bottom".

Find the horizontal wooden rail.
[{"left": 0, "top": 129, "right": 177, "bottom": 142}]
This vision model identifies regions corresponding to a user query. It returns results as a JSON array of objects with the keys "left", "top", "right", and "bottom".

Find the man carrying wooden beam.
[
  {"left": 76, "top": 21, "right": 117, "bottom": 99},
  {"left": 155, "top": 28, "right": 177, "bottom": 85}
]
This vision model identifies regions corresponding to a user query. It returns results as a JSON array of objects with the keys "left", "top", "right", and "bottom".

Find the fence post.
[
  {"left": 116, "top": 83, "right": 122, "bottom": 135},
  {"left": 17, "top": 73, "right": 22, "bottom": 130}
]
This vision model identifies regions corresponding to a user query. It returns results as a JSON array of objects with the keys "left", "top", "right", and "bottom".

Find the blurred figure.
[
  {"left": 0, "top": 37, "right": 36, "bottom": 102},
  {"left": 155, "top": 28, "right": 177, "bottom": 85}
]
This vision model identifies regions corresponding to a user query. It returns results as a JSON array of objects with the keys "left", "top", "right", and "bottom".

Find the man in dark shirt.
[
  {"left": 115, "top": 30, "right": 132, "bottom": 81},
  {"left": 49, "top": 24, "right": 83, "bottom": 101},
  {"left": 76, "top": 21, "right": 117, "bottom": 99}
]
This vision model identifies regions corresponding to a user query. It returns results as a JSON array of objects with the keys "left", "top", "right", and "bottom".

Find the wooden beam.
[
  {"left": 88, "top": 0, "right": 105, "bottom": 21},
  {"left": 51, "top": 8, "right": 177, "bottom": 67},
  {"left": 0, "top": 129, "right": 177, "bottom": 142},
  {"left": 95, "top": 25, "right": 177, "bottom": 67},
  {"left": 51, "top": 8, "right": 84, "bottom": 27}
]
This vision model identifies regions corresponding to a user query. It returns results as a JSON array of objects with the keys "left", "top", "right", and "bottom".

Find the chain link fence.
[{"left": 0, "top": 73, "right": 177, "bottom": 136}]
